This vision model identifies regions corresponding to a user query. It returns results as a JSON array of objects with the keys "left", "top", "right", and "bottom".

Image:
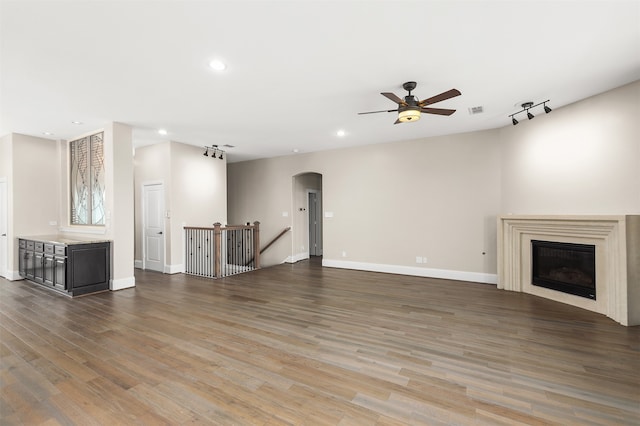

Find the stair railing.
[
  {"left": 245, "top": 226, "right": 291, "bottom": 266},
  {"left": 184, "top": 221, "right": 260, "bottom": 278}
]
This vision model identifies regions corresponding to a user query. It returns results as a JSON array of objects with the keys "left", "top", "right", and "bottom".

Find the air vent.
[{"left": 468, "top": 106, "right": 484, "bottom": 115}]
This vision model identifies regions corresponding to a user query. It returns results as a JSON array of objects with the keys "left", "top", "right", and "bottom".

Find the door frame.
[
  {"left": 141, "top": 181, "right": 166, "bottom": 272},
  {"left": 0, "top": 178, "right": 7, "bottom": 279}
]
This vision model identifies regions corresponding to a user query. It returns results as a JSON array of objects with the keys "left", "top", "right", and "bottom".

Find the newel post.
[
  {"left": 253, "top": 221, "right": 260, "bottom": 269},
  {"left": 213, "top": 222, "right": 222, "bottom": 278}
]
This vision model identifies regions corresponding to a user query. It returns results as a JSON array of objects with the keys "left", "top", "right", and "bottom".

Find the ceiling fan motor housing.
[{"left": 404, "top": 95, "right": 419, "bottom": 106}]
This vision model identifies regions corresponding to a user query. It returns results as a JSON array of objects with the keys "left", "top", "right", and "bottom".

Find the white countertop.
[{"left": 19, "top": 235, "right": 112, "bottom": 245}]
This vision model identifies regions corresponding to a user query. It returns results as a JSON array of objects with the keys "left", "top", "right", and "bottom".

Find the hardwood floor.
[{"left": 1, "top": 258, "right": 639, "bottom": 425}]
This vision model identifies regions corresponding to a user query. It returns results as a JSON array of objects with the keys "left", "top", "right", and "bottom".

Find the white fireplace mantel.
[{"left": 497, "top": 215, "right": 640, "bottom": 326}]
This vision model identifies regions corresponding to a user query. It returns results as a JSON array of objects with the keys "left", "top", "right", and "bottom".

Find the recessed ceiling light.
[
  {"left": 43, "top": 132, "right": 54, "bottom": 136},
  {"left": 292, "top": 149, "right": 300, "bottom": 153},
  {"left": 209, "top": 59, "right": 226, "bottom": 71},
  {"left": 158, "top": 129, "right": 168, "bottom": 135},
  {"left": 336, "top": 130, "right": 346, "bottom": 137},
  {"left": 71, "top": 121, "right": 83, "bottom": 125}
]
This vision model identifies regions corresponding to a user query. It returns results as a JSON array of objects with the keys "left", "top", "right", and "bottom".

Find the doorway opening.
[{"left": 291, "top": 172, "right": 323, "bottom": 262}]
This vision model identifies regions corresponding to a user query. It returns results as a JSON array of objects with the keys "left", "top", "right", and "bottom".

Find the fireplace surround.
[{"left": 497, "top": 215, "right": 640, "bottom": 326}]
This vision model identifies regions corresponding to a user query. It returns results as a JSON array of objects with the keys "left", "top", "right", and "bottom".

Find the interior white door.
[
  {"left": 0, "top": 180, "right": 7, "bottom": 278},
  {"left": 143, "top": 183, "right": 165, "bottom": 272}
]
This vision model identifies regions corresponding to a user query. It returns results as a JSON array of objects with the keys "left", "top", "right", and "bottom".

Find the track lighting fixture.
[
  {"left": 203, "top": 145, "right": 225, "bottom": 160},
  {"left": 508, "top": 100, "right": 552, "bottom": 126}
]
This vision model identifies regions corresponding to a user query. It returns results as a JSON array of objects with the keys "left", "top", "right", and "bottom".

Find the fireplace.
[
  {"left": 531, "top": 240, "right": 596, "bottom": 300},
  {"left": 497, "top": 215, "right": 640, "bottom": 326}
]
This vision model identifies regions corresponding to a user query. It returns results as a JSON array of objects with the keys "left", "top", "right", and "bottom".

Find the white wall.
[
  {"left": 134, "top": 141, "right": 171, "bottom": 266},
  {"left": 0, "top": 134, "right": 60, "bottom": 277},
  {"left": 228, "top": 129, "right": 502, "bottom": 282},
  {"left": 170, "top": 141, "right": 227, "bottom": 271},
  {"left": 0, "top": 134, "right": 12, "bottom": 277},
  {"left": 500, "top": 80, "right": 640, "bottom": 215},
  {"left": 228, "top": 80, "right": 640, "bottom": 284},
  {"left": 105, "top": 122, "right": 135, "bottom": 288},
  {"left": 133, "top": 141, "right": 227, "bottom": 272}
]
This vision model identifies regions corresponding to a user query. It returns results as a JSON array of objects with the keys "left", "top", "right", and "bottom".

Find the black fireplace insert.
[{"left": 531, "top": 240, "right": 596, "bottom": 300}]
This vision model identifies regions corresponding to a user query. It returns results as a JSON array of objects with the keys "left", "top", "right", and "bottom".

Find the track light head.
[
  {"left": 509, "top": 100, "right": 551, "bottom": 126},
  {"left": 202, "top": 145, "right": 226, "bottom": 161}
]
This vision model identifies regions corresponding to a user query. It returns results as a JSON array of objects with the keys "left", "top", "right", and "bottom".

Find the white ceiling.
[{"left": 1, "top": 0, "right": 639, "bottom": 163}]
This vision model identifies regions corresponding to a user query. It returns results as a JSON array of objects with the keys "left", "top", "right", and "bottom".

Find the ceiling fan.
[{"left": 359, "top": 81, "right": 461, "bottom": 124}]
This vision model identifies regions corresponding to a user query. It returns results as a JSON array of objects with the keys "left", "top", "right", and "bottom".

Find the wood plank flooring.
[{"left": 1, "top": 258, "right": 639, "bottom": 425}]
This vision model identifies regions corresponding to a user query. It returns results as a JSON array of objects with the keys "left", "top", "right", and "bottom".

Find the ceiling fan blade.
[
  {"left": 421, "top": 107, "right": 456, "bottom": 116},
  {"left": 381, "top": 92, "right": 407, "bottom": 106},
  {"left": 394, "top": 118, "right": 402, "bottom": 124},
  {"left": 418, "top": 89, "right": 461, "bottom": 106},
  {"left": 358, "top": 109, "right": 398, "bottom": 115}
]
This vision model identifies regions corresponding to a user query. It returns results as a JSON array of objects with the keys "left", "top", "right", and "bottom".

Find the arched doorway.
[{"left": 291, "top": 172, "right": 323, "bottom": 262}]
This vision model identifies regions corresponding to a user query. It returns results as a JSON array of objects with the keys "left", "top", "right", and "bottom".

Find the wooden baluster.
[
  {"left": 253, "top": 221, "right": 260, "bottom": 269},
  {"left": 214, "top": 222, "right": 222, "bottom": 278}
]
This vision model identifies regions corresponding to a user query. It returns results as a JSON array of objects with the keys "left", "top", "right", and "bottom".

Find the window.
[{"left": 70, "top": 132, "right": 105, "bottom": 225}]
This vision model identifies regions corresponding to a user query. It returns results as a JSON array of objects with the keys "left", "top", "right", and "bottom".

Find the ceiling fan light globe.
[{"left": 398, "top": 109, "right": 421, "bottom": 123}]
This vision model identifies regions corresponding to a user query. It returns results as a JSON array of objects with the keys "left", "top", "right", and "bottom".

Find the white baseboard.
[
  {"left": 166, "top": 264, "right": 184, "bottom": 274},
  {"left": 1, "top": 270, "right": 23, "bottom": 281},
  {"left": 134, "top": 261, "right": 183, "bottom": 274},
  {"left": 321, "top": 259, "right": 497, "bottom": 285},
  {"left": 111, "top": 276, "right": 135, "bottom": 290},
  {"left": 285, "top": 252, "right": 309, "bottom": 263}
]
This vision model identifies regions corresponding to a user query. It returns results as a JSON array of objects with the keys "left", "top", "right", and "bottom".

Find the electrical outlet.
[
  {"left": 342, "top": 251, "right": 347, "bottom": 258},
  {"left": 416, "top": 256, "right": 422, "bottom": 264},
  {"left": 423, "top": 257, "right": 428, "bottom": 263}
]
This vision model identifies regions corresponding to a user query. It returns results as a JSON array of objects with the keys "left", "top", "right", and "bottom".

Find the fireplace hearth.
[{"left": 531, "top": 240, "right": 596, "bottom": 300}]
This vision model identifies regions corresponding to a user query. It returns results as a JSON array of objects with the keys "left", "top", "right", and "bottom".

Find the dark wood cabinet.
[
  {"left": 54, "top": 256, "right": 66, "bottom": 291},
  {"left": 18, "top": 240, "right": 26, "bottom": 276},
  {"left": 43, "top": 254, "right": 55, "bottom": 286},
  {"left": 34, "top": 250, "right": 44, "bottom": 283},
  {"left": 18, "top": 237, "right": 110, "bottom": 297}
]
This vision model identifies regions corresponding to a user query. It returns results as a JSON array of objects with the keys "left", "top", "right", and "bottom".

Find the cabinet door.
[
  {"left": 44, "top": 255, "right": 55, "bottom": 286},
  {"left": 54, "top": 257, "right": 66, "bottom": 290},
  {"left": 19, "top": 248, "right": 26, "bottom": 276},
  {"left": 34, "top": 252, "right": 44, "bottom": 283},
  {"left": 25, "top": 250, "right": 34, "bottom": 279}
]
